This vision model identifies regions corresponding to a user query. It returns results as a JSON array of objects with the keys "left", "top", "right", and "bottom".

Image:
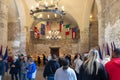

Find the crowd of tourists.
[
  {"left": 42, "top": 48, "right": 120, "bottom": 80},
  {"left": 0, "top": 55, "right": 37, "bottom": 80},
  {"left": 0, "top": 47, "right": 120, "bottom": 80}
]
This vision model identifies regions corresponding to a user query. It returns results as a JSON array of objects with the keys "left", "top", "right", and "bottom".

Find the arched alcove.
[{"left": 7, "top": 0, "right": 27, "bottom": 55}]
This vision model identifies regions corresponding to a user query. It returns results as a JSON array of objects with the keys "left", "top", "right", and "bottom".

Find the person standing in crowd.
[
  {"left": 58, "top": 58, "right": 63, "bottom": 67},
  {"left": 42, "top": 54, "right": 48, "bottom": 65},
  {"left": 54, "top": 58, "right": 77, "bottom": 80},
  {"left": 73, "top": 53, "right": 83, "bottom": 80},
  {"left": 43, "top": 54, "right": 60, "bottom": 80},
  {"left": 18, "top": 54, "right": 24, "bottom": 80},
  {"left": 47, "top": 54, "right": 52, "bottom": 61},
  {"left": 8, "top": 55, "right": 13, "bottom": 67},
  {"left": 27, "top": 58, "right": 37, "bottom": 80},
  {"left": 78, "top": 49, "right": 108, "bottom": 80},
  {"left": 21, "top": 56, "right": 29, "bottom": 80},
  {"left": 65, "top": 54, "right": 71, "bottom": 65},
  {"left": 9, "top": 56, "right": 20, "bottom": 80},
  {"left": 37, "top": 56, "right": 41, "bottom": 66},
  {"left": 0, "top": 56, "right": 4, "bottom": 80},
  {"left": 105, "top": 48, "right": 120, "bottom": 80}
]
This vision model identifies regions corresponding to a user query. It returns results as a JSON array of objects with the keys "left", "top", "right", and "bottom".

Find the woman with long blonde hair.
[{"left": 78, "top": 49, "right": 108, "bottom": 80}]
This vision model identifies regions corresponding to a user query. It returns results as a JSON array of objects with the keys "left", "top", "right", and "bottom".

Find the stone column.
[
  {"left": 20, "top": 26, "right": 27, "bottom": 55},
  {"left": 0, "top": 0, "right": 8, "bottom": 53},
  {"left": 98, "top": 12, "right": 106, "bottom": 47},
  {"left": 79, "top": 29, "right": 90, "bottom": 53}
]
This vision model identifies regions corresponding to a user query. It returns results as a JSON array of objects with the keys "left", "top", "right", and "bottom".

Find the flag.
[
  {"left": 113, "top": 41, "right": 116, "bottom": 50},
  {"left": 102, "top": 44, "right": 106, "bottom": 59},
  {"left": 41, "top": 24, "right": 45, "bottom": 35},
  {"left": 3, "top": 46, "right": 8, "bottom": 60},
  {"left": 59, "top": 21, "right": 63, "bottom": 32},
  {"left": 3, "top": 46, "right": 8, "bottom": 72},
  {"left": 34, "top": 26, "right": 40, "bottom": 39},
  {"left": 65, "top": 24, "right": 70, "bottom": 35},
  {"left": 66, "top": 24, "right": 70, "bottom": 28},
  {"left": 46, "top": 21, "right": 51, "bottom": 31},
  {"left": 0, "top": 45, "right": 3, "bottom": 57},
  {"left": 111, "top": 42, "right": 114, "bottom": 54},
  {"left": 98, "top": 46, "right": 103, "bottom": 60},
  {"left": 106, "top": 43, "right": 110, "bottom": 56},
  {"left": 34, "top": 26, "right": 38, "bottom": 32},
  {"left": 65, "top": 29, "right": 70, "bottom": 35},
  {"left": 72, "top": 27, "right": 77, "bottom": 39}
]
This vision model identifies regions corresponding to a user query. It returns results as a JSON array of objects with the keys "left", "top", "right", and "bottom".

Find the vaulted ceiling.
[{"left": 8, "top": 0, "right": 95, "bottom": 30}]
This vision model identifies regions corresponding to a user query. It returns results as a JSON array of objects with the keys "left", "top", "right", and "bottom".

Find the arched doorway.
[{"left": 50, "top": 47, "right": 60, "bottom": 57}]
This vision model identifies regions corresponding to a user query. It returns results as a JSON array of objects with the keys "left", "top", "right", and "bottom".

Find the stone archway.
[
  {"left": 78, "top": 0, "right": 103, "bottom": 53},
  {"left": 89, "top": 0, "right": 99, "bottom": 49},
  {"left": 95, "top": 0, "right": 104, "bottom": 47},
  {"left": 7, "top": 0, "right": 27, "bottom": 55}
]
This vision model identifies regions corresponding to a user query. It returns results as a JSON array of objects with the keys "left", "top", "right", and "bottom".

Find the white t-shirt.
[
  {"left": 54, "top": 67, "right": 77, "bottom": 80},
  {"left": 74, "top": 58, "right": 83, "bottom": 73}
]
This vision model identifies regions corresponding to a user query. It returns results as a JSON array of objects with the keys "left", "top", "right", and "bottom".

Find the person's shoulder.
[
  {"left": 67, "top": 67, "right": 74, "bottom": 72},
  {"left": 105, "top": 60, "right": 112, "bottom": 68},
  {"left": 56, "top": 67, "right": 62, "bottom": 72}
]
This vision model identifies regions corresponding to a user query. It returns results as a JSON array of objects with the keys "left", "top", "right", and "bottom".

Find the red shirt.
[{"left": 105, "top": 58, "right": 120, "bottom": 80}]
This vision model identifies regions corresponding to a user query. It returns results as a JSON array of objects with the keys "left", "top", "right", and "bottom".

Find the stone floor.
[{"left": 3, "top": 66, "right": 45, "bottom": 80}]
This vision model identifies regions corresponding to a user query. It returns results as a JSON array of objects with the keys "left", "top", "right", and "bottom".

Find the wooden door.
[{"left": 50, "top": 48, "right": 59, "bottom": 57}]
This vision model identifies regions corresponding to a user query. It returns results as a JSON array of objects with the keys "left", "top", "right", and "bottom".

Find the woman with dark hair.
[
  {"left": 78, "top": 49, "right": 108, "bottom": 80},
  {"left": 9, "top": 56, "right": 20, "bottom": 80},
  {"left": 42, "top": 54, "right": 48, "bottom": 65},
  {"left": 54, "top": 58, "right": 77, "bottom": 80},
  {"left": 37, "top": 56, "right": 41, "bottom": 66},
  {"left": 73, "top": 53, "right": 83, "bottom": 80}
]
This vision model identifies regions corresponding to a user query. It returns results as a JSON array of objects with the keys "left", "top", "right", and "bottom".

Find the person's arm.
[
  {"left": 43, "top": 63, "right": 49, "bottom": 78},
  {"left": 28, "top": 63, "right": 36, "bottom": 73}
]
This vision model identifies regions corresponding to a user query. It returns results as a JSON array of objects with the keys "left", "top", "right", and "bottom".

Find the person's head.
[
  {"left": 74, "top": 53, "right": 81, "bottom": 60},
  {"left": 13, "top": 56, "right": 18, "bottom": 61},
  {"left": 83, "top": 53, "right": 88, "bottom": 62},
  {"left": 51, "top": 54, "right": 57, "bottom": 60},
  {"left": 24, "top": 56, "right": 28, "bottom": 62},
  {"left": 61, "top": 58, "right": 69, "bottom": 70},
  {"left": 28, "top": 58, "right": 34, "bottom": 64},
  {"left": 112, "top": 48, "right": 120, "bottom": 58},
  {"left": 84, "top": 48, "right": 100, "bottom": 75},
  {"left": 88, "top": 48, "right": 100, "bottom": 61},
  {"left": 19, "top": 54, "right": 24, "bottom": 60}
]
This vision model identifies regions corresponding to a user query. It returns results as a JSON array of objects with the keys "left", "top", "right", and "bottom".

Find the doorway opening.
[{"left": 50, "top": 47, "right": 60, "bottom": 57}]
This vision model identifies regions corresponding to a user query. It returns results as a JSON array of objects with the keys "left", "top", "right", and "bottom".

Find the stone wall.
[
  {"left": 105, "top": 19, "right": 120, "bottom": 47},
  {"left": 89, "top": 21, "right": 98, "bottom": 48},
  {"left": 8, "top": 22, "right": 21, "bottom": 55},
  {"left": 79, "top": 29, "right": 90, "bottom": 53},
  {"left": 0, "top": 0, "right": 8, "bottom": 53},
  {"left": 97, "top": 0, "right": 120, "bottom": 48},
  {"left": 29, "top": 43, "right": 78, "bottom": 57},
  {"left": 99, "top": 0, "right": 120, "bottom": 47},
  {"left": 28, "top": 31, "right": 79, "bottom": 57}
]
